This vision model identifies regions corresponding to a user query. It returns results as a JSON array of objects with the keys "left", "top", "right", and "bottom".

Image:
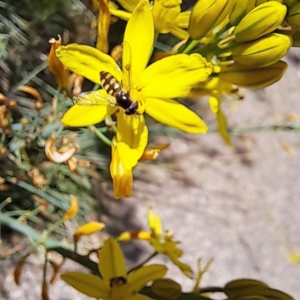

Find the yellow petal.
[
  {"left": 139, "top": 144, "right": 170, "bottom": 161},
  {"left": 99, "top": 238, "right": 127, "bottom": 281},
  {"left": 169, "top": 26, "right": 189, "bottom": 40},
  {"left": 217, "top": 108, "right": 233, "bottom": 149},
  {"left": 152, "top": 0, "right": 181, "bottom": 33},
  {"left": 61, "top": 272, "right": 109, "bottom": 298},
  {"left": 151, "top": 239, "right": 165, "bottom": 253},
  {"left": 289, "top": 251, "right": 300, "bottom": 263},
  {"left": 123, "top": 0, "right": 154, "bottom": 78},
  {"left": 63, "top": 195, "right": 78, "bottom": 221},
  {"left": 209, "top": 95, "right": 233, "bottom": 149},
  {"left": 62, "top": 104, "right": 117, "bottom": 127},
  {"left": 132, "top": 294, "right": 152, "bottom": 300},
  {"left": 73, "top": 222, "right": 105, "bottom": 244},
  {"left": 168, "top": 254, "right": 194, "bottom": 278},
  {"left": 148, "top": 208, "right": 162, "bottom": 237},
  {"left": 96, "top": 0, "right": 110, "bottom": 53},
  {"left": 110, "top": 137, "right": 134, "bottom": 199},
  {"left": 127, "top": 265, "right": 168, "bottom": 292},
  {"left": 146, "top": 98, "right": 207, "bottom": 134},
  {"left": 208, "top": 95, "right": 219, "bottom": 115},
  {"left": 116, "top": 111, "right": 148, "bottom": 169},
  {"left": 56, "top": 44, "right": 122, "bottom": 84},
  {"left": 176, "top": 11, "right": 191, "bottom": 28},
  {"left": 109, "top": 2, "right": 132, "bottom": 21},
  {"left": 140, "top": 54, "right": 212, "bottom": 98},
  {"left": 117, "top": 0, "right": 139, "bottom": 12},
  {"left": 117, "top": 231, "right": 152, "bottom": 241}
]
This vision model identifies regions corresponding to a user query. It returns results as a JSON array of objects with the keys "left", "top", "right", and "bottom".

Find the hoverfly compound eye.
[{"left": 125, "top": 101, "right": 138, "bottom": 115}]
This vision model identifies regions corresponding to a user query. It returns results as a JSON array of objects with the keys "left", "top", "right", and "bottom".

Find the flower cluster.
[
  {"left": 62, "top": 238, "right": 168, "bottom": 300},
  {"left": 49, "top": 0, "right": 299, "bottom": 198}
]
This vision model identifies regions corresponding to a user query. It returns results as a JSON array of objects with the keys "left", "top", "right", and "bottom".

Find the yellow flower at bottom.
[
  {"left": 117, "top": 208, "right": 194, "bottom": 278},
  {"left": 61, "top": 238, "right": 167, "bottom": 300}
]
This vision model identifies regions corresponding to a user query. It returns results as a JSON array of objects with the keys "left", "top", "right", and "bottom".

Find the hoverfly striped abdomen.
[{"left": 100, "top": 71, "right": 138, "bottom": 115}]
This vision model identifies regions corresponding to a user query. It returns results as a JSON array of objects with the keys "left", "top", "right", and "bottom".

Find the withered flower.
[
  {"left": 27, "top": 168, "right": 48, "bottom": 189},
  {"left": 45, "top": 137, "right": 79, "bottom": 173},
  {"left": 48, "top": 35, "right": 69, "bottom": 88},
  {"left": 18, "top": 85, "right": 44, "bottom": 110}
]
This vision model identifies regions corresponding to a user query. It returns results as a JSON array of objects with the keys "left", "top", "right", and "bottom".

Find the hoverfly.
[{"left": 73, "top": 42, "right": 139, "bottom": 116}]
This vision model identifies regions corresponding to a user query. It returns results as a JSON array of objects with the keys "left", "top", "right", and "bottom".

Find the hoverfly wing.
[
  {"left": 121, "top": 41, "right": 132, "bottom": 92},
  {"left": 73, "top": 90, "right": 116, "bottom": 106},
  {"left": 111, "top": 44, "right": 123, "bottom": 71}
]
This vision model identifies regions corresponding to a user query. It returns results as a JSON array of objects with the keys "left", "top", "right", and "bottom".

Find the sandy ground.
[{"left": 1, "top": 51, "right": 300, "bottom": 299}]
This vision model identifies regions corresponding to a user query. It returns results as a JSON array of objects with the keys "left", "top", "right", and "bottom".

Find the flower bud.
[
  {"left": 292, "top": 31, "right": 300, "bottom": 46},
  {"left": 232, "top": 33, "right": 291, "bottom": 67},
  {"left": 286, "top": 2, "right": 300, "bottom": 26},
  {"left": 188, "top": 0, "right": 234, "bottom": 40},
  {"left": 255, "top": 0, "right": 284, "bottom": 4},
  {"left": 219, "top": 60, "right": 287, "bottom": 88},
  {"left": 212, "top": 0, "right": 235, "bottom": 28},
  {"left": 283, "top": 0, "right": 298, "bottom": 8},
  {"left": 229, "top": 0, "right": 256, "bottom": 26},
  {"left": 151, "top": 278, "right": 181, "bottom": 300},
  {"left": 233, "top": 1, "right": 287, "bottom": 43},
  {"left": 255, "top": 0, "right": 268, "bottom": 4}
]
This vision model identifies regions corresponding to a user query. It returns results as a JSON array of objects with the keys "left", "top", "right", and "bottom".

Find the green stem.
[
  {"left": 0, "top": 197, "right": 12, "bottom": 211},
  {"left": 182, "top": 39, "right": 199, "bottom": 54},
  {"left": 89, "top": 125, "right": 112, "bottom": 146},
  {"left": 17, "top": 205, "right": 41, "bottom": 223},
  {"left": 0, "top": 212, "right": 62, "bottom": 248},
  {"left": 54, "top": 246, "right": 100, "bottom": 275},
  {"left": 42, "top": 219, "right": 64, "bottom": 240},
  {"left": 178, "top": 37, "right": 200, "bottom": 54},
  {"left": 5, "top": 178, "right": 67, "bottom": 209},
  {"left": 29, "top": 112, "right": 40, "bottom": 134},
  {"left": 105, "top": 117, "right": 117, "bottom": 133},
  {"left": 209, "top": 124, "right": 300, "bottom": 134},
  {"left": 128, "top": 252, "right": 158, "bottom": 274},
  {"left": 0, "top": 131, "right": 5, "bottom": 145},
  {"left": 0, "top": 213, "right": 100, "bottom": 275},
  {"left": 140, "top": 286, "right": 212, "bottom": 300},
  {"left": 9, "top": 61, "right": 48, "bottom": 95}
]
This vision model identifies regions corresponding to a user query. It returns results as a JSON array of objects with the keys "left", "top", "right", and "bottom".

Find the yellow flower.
[
  {"left": 61, "top": 238, "right": 167, "bottom": 300},
  {"left": 57, "top": 0, "right": 212, "bottom": 198},
  {"left": 48, "top": 35, "right": 68, "bottom": 88},
  {"left": 109, "top": 0, "right": 191, "bottom": 39},
  {"left": 188, "top": 77, "right": 233, "bottom": 148},
  {"left": 118, "top": 208, "right": 194, "bottom": 278},
  {"left": 96, "top": 0, "right": 110, "bottom": 53}
]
